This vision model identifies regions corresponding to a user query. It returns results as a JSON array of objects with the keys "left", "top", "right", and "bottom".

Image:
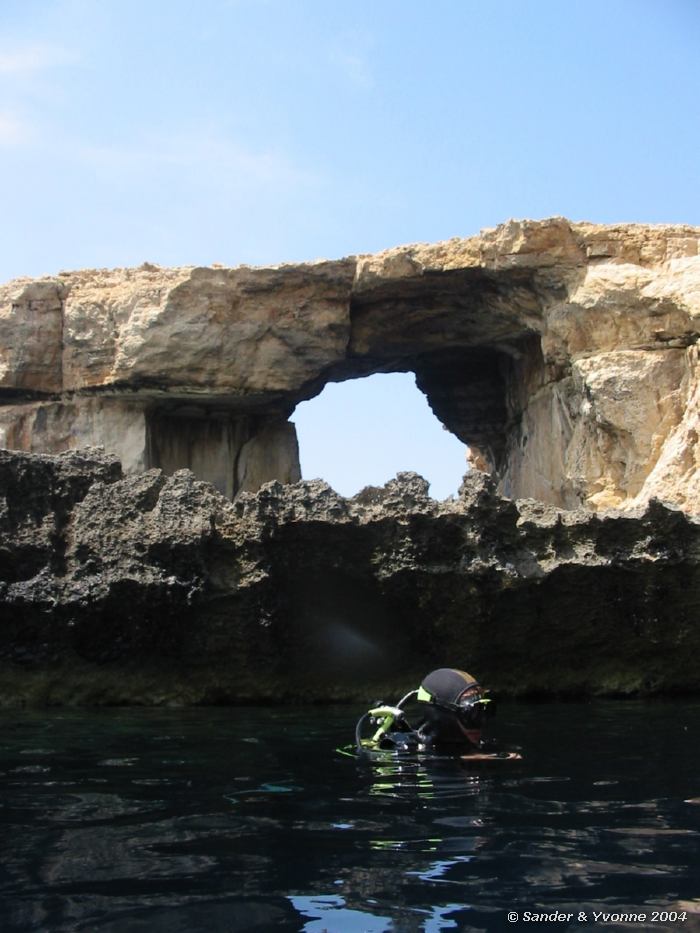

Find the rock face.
[
  {"left": 3, "top": 221, "right": 700, "bottom": 704},
  {"left": 1, "top": 448, "right": 699, "bottom": 705},
  {"left": 2, "top": 218, "right": 700, "bottom": 510}
]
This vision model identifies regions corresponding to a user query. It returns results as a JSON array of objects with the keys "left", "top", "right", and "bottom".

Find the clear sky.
[{"left": 2, "top": 0, "right": 699, "bottom": 497}]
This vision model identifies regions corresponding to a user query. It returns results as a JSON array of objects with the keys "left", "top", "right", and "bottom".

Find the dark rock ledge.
[{"left": 1, "top": 448, "right": 699, "bottom": 706}]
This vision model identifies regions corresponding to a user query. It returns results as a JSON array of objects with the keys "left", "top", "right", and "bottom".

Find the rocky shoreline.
[
  {"left": 3, "top": 219, "right": 700, "bottom": 704},
  {"left": 2, "top": 447, "right": 699, "bottom": 706}
]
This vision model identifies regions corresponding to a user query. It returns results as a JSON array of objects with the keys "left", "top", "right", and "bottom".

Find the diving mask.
[{"left": 454, "top": 688, "right": 492, "bottom": 727}]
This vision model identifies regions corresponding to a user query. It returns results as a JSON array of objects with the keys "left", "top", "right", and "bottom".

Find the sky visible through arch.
[
  {"left": 292, "top": 373, "right": 468, "bottom": 500},
  {"left": 2, "top": 0, "right": 699, "bottom": 494}
]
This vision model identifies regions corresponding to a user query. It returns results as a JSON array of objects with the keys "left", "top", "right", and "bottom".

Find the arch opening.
[{"left": 291, "top": 372, "right": 469, "bottom": 500}]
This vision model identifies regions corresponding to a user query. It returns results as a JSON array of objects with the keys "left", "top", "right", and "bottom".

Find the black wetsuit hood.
[
  {"left": 421, "top": 668, "right": 480, "bottom": 708},
  {"left": 418, "top": 668, "right": 483, "bottom": 748}
]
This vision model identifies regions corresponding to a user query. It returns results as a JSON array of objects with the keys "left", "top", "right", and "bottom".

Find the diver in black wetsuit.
[
  {"left": 355, "top": 667, "right": 521, "bottom": 760},
  {"left": 414, "top": 667, "right": 520, "bottom": 759}
]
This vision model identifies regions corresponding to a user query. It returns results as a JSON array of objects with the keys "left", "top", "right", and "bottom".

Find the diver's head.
[{"left": 417, "top": 668, "right": 490, "bottom": 746}]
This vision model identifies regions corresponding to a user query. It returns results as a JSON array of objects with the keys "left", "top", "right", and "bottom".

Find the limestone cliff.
[
  {"left": 1, "top": 448, "right": 699, "bottom": 705},
  {"left": 2, "top": 218, "right": 700, "bottom": 511}
]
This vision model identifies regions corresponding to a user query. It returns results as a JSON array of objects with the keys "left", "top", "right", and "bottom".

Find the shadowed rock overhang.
[{"left": 2, "top": 448, "right": 700, "bottom": 705}]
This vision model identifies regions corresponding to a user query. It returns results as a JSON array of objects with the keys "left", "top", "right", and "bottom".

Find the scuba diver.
[{"left": 354, "top": 668, "right": 521, "bottom": 761}]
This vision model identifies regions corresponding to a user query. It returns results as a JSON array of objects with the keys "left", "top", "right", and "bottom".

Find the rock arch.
[{"left": 1, "top": 218, "right": 699, "bottom": 511}]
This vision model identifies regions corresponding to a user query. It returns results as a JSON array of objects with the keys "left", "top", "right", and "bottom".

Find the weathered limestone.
[
  {"left": 0, "top": 280, "right": 64, "bottom": 392},
  {"left": 234, "top": 419, "right": 301, "bottom": 494},
  {"left": 2, "top": 448, "right": 699, "bottom": 704},
  {"left": 144, "top": 411, "right": 300, "bottom": 498},
  {"left": 1, "top": 219, "right": 700, "bottom": 510},
  {"left": 0, "top": 259, "right": 352, "bottom": 496},
  {"left": 0, "top": 398, "right": 148, "bottom": 471}
]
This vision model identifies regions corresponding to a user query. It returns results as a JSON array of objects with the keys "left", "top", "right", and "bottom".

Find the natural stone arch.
[
  {"left": 291, "top": 263, "right": 551, "bottom": 500},
  {"left": 1, "top": 218, "right": 699, "bottom": 511}
]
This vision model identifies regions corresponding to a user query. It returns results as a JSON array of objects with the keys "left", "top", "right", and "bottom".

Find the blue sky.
[{"left": 2, "top": 0, "right": 699, "bottom": 497}]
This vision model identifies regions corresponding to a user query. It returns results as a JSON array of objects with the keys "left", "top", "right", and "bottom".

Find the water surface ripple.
[{"left": 1, "top": 702, "right": 699, "bottom": 931}]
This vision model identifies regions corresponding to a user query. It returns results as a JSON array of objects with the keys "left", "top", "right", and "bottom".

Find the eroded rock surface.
[
  {"left": 2, "top": 448, "right": 699, "bottom": 705},
  {"left": 2, "top": 219, "right": 700, "bottom": 510}
]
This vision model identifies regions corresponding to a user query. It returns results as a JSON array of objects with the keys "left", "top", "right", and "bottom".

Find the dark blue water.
[{"left": 1, "top": 702, "right": 699, "bottom": 932}]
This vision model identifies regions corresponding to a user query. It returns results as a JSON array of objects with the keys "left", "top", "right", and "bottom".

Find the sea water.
[{"left": 1, "top": 701, "right": 699, "bottom": 932}]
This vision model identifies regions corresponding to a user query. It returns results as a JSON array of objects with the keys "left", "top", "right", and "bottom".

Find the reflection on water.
[
  {"left": 290, "top": 895, "right": 392, "bottom": 932},
  {"left": 1, "top": 703, "right": 700, "bottom": 931}
]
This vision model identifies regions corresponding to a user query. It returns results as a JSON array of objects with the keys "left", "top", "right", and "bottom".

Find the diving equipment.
[{"left": 353, "top": 670, "right": 494, "bottom": 753}]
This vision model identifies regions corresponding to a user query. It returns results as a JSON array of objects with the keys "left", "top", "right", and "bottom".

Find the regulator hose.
[{"left": 355, "top": 712, "right": 372, "bottom": 752}]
